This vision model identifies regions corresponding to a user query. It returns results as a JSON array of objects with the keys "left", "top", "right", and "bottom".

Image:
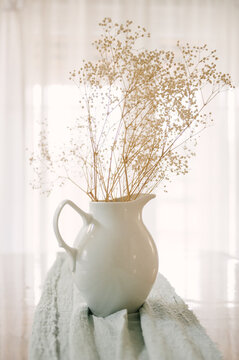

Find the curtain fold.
[{"left": 0, "top": 4, "right": 25, "bottom": 252}]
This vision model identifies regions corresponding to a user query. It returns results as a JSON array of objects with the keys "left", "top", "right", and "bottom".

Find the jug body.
[{"left": 54, "top": 194, "right": 158, "bottom": 317}]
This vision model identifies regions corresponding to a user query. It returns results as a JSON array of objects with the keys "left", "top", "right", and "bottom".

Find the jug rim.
[{"left": 90, "top": 193, "right": 156, "bottom": 204}]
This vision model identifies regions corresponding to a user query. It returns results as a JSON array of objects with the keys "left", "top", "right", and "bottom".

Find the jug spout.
[{"left": 133, "top": 193, "right": 156, "bottom": 208}]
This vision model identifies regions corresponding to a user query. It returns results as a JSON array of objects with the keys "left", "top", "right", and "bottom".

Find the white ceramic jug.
[{"left": 53, "top": 194, "right": 158, "bottom": 317}]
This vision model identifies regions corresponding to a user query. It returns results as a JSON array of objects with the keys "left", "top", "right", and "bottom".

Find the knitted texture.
[{"left": 29, "top": 253, "right": 222, "bottom": 360}]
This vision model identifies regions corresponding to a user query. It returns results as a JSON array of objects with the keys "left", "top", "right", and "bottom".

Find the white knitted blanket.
[{"left": 29, "top": 253, "right": 222, "bottom": 360}]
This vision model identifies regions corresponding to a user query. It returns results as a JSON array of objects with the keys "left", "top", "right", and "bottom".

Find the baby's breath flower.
[{"left": 29, "top": 18, "right": 234, "bottom": 201}]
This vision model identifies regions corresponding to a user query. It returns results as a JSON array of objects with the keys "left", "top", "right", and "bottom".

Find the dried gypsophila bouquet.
[{"left": 30, "top": 18, "right": 234, "bottom": 201}]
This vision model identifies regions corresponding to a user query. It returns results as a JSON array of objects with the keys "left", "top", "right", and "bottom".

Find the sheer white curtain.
[{"left": 0, "top": 0, "right": 238, "bottom": 358}]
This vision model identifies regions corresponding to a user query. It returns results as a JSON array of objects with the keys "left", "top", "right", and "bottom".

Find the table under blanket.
[{"left": 29, "top": 253, "right": 222, "bottom": 360}]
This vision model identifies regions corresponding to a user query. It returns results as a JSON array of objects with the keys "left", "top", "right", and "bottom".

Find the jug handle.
[{"left": 53, "top": 199, "right": 92, "bottom": 272}]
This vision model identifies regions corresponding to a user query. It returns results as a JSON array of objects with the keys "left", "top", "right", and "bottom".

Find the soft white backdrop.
[{"left": 0, "top": 0, "right": 239, "bottom": 358}]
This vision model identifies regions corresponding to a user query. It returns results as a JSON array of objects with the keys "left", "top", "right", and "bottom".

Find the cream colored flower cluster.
[{"left": 30, "top": 18, "right": 234, "bottom": 201}]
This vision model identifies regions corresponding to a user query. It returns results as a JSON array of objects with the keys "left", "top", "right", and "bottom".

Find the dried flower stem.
[{"left": 29, "top": 18, "right": 234, "bottom": 201}]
